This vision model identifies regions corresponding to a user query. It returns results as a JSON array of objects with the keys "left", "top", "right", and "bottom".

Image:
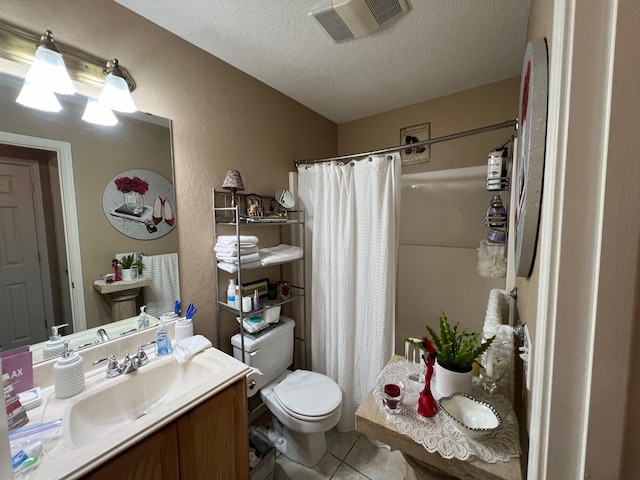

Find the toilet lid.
[{"left": 273, "top": 370, "right": 342, "bottom": 417}]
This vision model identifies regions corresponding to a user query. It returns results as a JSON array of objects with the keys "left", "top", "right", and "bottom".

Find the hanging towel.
[
  {"left": 259, "top": 244, "right": 303, "bottom": 265},
  {"left": 141, "top": 253, "right": 180, "bottom": 318},
  {"left": 216, "top": 235, "right": 259, "bottom": 246}
]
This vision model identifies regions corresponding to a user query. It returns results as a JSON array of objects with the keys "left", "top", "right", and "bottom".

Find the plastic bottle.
[
  {"left": 227, "top": 279, "right": 236, "bottom": 307},
  {"left": 235, "top": 284, "right": 241, "bottom": 310},
  {"left": 138, "top": 305, "right": 149, "bottom": 330},
  {"left": 253, "top": 289, "right": 260, "bottom": 311},
  {"left": 486, "top": 195, "right": 507, "bottom": 229},
  {"left": 156, "top": 315, "right": 173, "bottom": 356}
]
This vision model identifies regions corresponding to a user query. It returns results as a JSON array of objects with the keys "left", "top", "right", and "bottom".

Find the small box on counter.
[{"left": 1, "top": 345, "right": 33, "bottom": 394}]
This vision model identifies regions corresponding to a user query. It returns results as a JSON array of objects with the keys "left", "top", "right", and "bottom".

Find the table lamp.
[{"left": 222, "top": 170, "right": 244, "bottom": 208}]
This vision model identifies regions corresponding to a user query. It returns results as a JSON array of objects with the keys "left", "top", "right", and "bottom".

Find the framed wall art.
[
  {"left": 400, "top": 122, "right": 431, "bottom": 165},
  {"left": 514, "top": 38, "right": 549, "bottom": 278}
]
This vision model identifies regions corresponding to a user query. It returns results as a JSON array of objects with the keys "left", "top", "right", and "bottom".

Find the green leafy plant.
[
  {"left": 406, "top": 312, "right": 494, "bottom": 373},
  {"left": 118, "top": 254, "right": 144, "bottom": 270}
]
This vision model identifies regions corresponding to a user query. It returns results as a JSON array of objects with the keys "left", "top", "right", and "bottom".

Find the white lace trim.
[{"left": 374, "top": 361, "right": 521, "bottom": 463}]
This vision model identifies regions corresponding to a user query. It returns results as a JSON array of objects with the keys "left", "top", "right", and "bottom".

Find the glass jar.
[{"left": 278, "top": 281, "right": 291, "bottom": 300}]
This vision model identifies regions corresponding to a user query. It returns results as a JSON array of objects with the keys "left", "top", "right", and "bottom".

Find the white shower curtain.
[{"left": 297, "top": 153, "right": 401, "bottom": 431}]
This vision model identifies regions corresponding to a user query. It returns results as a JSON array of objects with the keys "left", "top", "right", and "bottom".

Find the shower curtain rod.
[{"left": 295, "top": 119, "right": 518, "bottom": 166}]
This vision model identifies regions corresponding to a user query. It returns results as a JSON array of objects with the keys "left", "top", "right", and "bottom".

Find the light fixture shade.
[
  {"left": 25, "top": 45, "right": 76, "bottom": 95},
  {"left": 82, "top": 98, "right": 118, "bottom": 126},
  {"left": 16, "top": 81, "right": 62, "bottom": 112},
  {"left": 98, "top": 72, "right": 137, "bottom": 113},
  {"left": 222, "top": 170, "right": 245, "bottom": 191}
]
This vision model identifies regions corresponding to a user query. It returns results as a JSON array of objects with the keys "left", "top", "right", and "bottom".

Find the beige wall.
[
  {"left": 338, "top": 77, "right": 520, "bottom": 174},
  {"left": 1, "top": 0, "right": 337, "bottom": 345}
]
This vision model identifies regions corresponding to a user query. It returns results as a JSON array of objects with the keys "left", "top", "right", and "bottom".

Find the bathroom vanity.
[{"left": 18, "top": 345, "right": 251, "bottom": 479}]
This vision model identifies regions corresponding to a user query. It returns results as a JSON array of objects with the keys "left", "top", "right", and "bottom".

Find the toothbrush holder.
[{"left": 175, "top": 318, "right": 194, "bottom": 342}]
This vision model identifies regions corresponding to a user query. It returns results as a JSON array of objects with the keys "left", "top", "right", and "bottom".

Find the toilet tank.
[{"left": 231, "top": 316, "right": 295, "bottom": 386}]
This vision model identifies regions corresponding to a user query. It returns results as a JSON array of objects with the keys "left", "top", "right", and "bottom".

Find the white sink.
[{"left": 66, "top": 351, "right": 223, "bottom": 447}]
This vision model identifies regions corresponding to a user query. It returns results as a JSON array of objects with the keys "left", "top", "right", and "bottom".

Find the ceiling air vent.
[{"left": 310, "top": 0, "right": 409, "bottom": 43}]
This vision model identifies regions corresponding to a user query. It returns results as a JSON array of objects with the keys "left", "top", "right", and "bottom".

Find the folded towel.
[
  {"left": 217, "top": 235, "right": 259, "bottom": 246},
  {"left": 259, "top": 244, "right": 303, "bottom": 266},
  {"left": 214, "top": 244, "right": 259, "bottom": 255},
  {"left": 217, "top": 260, "right": 262, "bottom": 273},
  {"left": 215, "top": 251, "right": 261, "bottom": 264},
  {"left": 174, "top": 335, "right": 212, "bottom": 365}
]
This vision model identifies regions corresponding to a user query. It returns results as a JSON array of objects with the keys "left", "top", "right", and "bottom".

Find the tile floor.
[{"left": 272, "top": 427, "right": 407, "bottom": 480}]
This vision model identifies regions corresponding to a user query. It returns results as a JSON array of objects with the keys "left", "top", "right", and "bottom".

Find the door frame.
[{"left": 0, "top": 131, "right": 86, "bottom": 332}]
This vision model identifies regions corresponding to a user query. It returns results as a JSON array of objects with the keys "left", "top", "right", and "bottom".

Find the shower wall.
[{"left": 395, "top": 166, "right": 506, "bottom": 354}]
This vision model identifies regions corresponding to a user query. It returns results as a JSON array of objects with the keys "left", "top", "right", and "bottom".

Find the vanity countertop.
[{"left": 16, "top": 347, "right": 250, "bottom": 479}]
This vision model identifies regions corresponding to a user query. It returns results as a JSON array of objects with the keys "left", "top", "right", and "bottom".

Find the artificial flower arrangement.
[{"left": 114, "top": 176, "right": 149, "bottom": 195}]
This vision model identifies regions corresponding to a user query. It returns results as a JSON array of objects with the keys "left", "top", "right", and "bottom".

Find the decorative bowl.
[{"left": 438, "top": 393, "right": 501, "bottom": 439}]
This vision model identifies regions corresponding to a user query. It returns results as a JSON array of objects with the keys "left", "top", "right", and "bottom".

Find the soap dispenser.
[
  {"left": 138, "top": 305, "right": 149, "bottom": 330},
  {"left": 156, "top": 315, "right": 173, "bottom": 356},
  {"left": 43, "top": 324, "right": 69, "bottom": 360},
  {"left": 53, "top": 341, "right": 85, "bottom": 399}
]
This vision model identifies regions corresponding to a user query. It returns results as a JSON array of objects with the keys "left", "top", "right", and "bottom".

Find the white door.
[{"left": 0, "top": 161, "right": 48, "bottom": 349}]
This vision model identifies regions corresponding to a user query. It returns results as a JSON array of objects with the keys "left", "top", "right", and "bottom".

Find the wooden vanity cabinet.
[{"left": 82, "top": 379, "right": 249, "bottom": 480}]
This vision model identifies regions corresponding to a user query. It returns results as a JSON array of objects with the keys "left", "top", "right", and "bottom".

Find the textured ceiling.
[{"left": 115, "top": 0, "right": 531, "bottom": 124}]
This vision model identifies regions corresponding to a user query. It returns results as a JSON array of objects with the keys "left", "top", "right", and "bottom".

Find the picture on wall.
[
  {"left": 400, "top": 122, "right": 431, "bottom": 165},
  {"left": 102, "top": 169, "right": 176, "bottom": 240}
]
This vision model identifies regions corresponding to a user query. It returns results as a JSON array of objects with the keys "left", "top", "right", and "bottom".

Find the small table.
[
  {"left": 355, "top": 355, "right": 523, "bottom": 480},
  {"left": 93, "top": 276, "right": 152, "bottom": 322}
]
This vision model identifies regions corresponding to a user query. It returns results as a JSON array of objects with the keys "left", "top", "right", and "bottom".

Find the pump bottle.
[{"left": 43, "top": 324, "right": 69, "bottom": 360}]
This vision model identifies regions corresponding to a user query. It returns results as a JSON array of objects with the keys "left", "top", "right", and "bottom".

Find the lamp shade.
[
  {"left": 82, "top": 98, "right": 119, "bottom": 126},
  {"left": 98, "top": 72, "right": 137, "bottom": 113},
  {"left": 222, "top": 170, "right": 244, "bottom": 191},
  {"left": 16, "top": 81, "right": 62, "bottom": 112},
  {"left": 25, "top": 44, "right": 76, "bottom": 95}
]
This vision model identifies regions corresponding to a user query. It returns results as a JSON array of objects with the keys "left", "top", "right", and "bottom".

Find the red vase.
[{"left": 417, "top": 355, "right": 438, "bottom": 417}]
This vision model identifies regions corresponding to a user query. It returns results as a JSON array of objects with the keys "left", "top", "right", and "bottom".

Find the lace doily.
[{"left": 373, "top": 361, "right": 521, "bottom": 463}]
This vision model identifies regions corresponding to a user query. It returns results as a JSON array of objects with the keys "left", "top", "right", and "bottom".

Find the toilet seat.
[{"left": 273, "top": 370, "right": 342, "bottom": 421}]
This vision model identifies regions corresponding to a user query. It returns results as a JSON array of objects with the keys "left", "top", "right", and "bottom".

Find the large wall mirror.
[{"left": 0, "top": 69, "right": 178, "bottom": 363}]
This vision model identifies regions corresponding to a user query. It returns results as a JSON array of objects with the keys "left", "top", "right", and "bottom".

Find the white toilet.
[{"left": 231, "top": 316, "right": 342, "bottom": 467}]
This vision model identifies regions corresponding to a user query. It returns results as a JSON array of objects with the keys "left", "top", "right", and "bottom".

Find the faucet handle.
[
  {"left": 93, "top": 355, "right": 121, "bottom": 377},
  {"left": 137, "top": 346, "right": 150, "bottom": 366}
]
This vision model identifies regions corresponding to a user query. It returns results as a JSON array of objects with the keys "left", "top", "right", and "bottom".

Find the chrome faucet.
[
  {"left": 92, "top": 341, "right": 156, "bottom": 378},
  {"left": 97, "top": 328, "right": 109, "bottom": 342}
]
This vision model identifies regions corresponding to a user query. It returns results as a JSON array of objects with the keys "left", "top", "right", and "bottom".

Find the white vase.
[
  {"left": 121, "top": 268, "right": 134, "bottom": 281},
  {"left": 435, "top": 359, "right": 472, "bottom": 397}
]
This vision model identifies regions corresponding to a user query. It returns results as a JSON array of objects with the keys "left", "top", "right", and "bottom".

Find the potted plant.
[
  {"left": 407, "top": 312, "right": 494, "bottom": 397},
  {"left": 117, "top": 254, "right": 144, "bottom": 281}
]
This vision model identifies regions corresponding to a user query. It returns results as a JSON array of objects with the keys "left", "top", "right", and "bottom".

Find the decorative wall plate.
[
  {"left": 103, "top": 169, "right": 175, "bottom": 240},
  {"left": 514, "top": 38, "right": 549, "bottom": 278}
]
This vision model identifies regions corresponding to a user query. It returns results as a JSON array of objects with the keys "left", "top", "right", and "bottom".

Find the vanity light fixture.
[
  {"left": 222, "top": 170, "right": 245, "bottom": 208},
  {"left": 96, "top": 59, "right": 137, "bottom": 113},
  {"left": 82, "top": 59, "right": 136, "bottom": 125},
  {"left": 16, "top": 29, "right": 75, "bottom": 112},
  {"left": 0, "top": 20, "right": 137, "bottom": 120}
]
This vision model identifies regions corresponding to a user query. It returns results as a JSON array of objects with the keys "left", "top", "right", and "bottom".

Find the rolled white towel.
[
  {"left": 216, "top": 235, "right": 259, "bottom": 246},
  {"left": 174, "top": 335, "right": 212, "bottom": 365}
]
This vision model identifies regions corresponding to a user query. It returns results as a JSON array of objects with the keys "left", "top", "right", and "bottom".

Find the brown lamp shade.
[{"left": 222, "top": 170, "right": 244, "bottom": 191}]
